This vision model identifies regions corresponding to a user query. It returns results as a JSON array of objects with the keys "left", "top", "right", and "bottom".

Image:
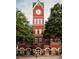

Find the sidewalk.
[{"left": 16, "top": 55, "right": 61, "bottom": 59}]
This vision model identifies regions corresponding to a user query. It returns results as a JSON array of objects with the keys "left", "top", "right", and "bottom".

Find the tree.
[
  {"left": 43, "top": 3, "right": 62, "bottom": 39},
  {"left": 16, "top": 9, "right": 33, "bottom": 44}
]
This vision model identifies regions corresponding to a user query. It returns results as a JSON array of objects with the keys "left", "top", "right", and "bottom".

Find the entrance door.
[
  {"left": 45, "top": 48, "right": 50, "bottom": 56},
  {"left": 26, "top": 48, "right": 31, "bottom": 56},
  {"left": 51, "top": 48, "right": 56, "bottom": 55},
  {"left": 35, "top": 47, "right": 41, "bottom": 56},
  {"left": 19, "top": 47, "right": 25, "bottom": 55}
]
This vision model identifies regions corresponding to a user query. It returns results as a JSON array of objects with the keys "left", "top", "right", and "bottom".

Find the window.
[
  {"left": 34, "top": 19, "right": 43, "bottom": 24},
  {"left": 39, "top": 19, "right": 41, "bottom": 24},
  {"left": 39, "top": 29, "right": 42, "bottom": 34},
  {"left": 35, "top": 29, "right": 38, "bottom": 34},
  {"left": 37, "top": 19, "right": 39, "bottom": 24},
  {"left": 39, "top": 38, "right": 42, "bottom": 42},
  {"left": 39, "top": 19, "right": 42, "bottom": 24},
  {"left": 34, "top": 19, "right": 36, "bottom": 24},
  {"left": 36, "top": 19, "right": 37, "bottom": 24},
  {"left": 35, "top": 38, "right": 38, "bottom": 43},
  {"left": 40, "top": 19, "right": 42, "bottom": 24}
]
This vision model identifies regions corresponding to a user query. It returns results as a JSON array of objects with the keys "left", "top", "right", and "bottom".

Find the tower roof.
[{"left": 33, "top": 0, "right": 44, "bottom": 8}]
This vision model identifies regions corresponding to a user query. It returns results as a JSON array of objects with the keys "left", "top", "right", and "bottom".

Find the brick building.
[
  {"left": 16, "top": 0, "right": 61, "bottom": 56},
  {"left": 32, "top": 0, "right": 61, "bottom": 55}
]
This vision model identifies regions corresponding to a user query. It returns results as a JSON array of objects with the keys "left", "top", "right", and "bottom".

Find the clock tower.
[{"left": 32, "top": 0, "right": 44, "bottom": 48}]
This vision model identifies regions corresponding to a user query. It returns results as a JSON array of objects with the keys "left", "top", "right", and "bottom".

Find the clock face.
[{"left": 36, "top": 9, "right": 41, "bottom": 15}]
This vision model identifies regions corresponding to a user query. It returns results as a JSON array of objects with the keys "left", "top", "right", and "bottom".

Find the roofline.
[{"left": 33, "top": 0, "right": 44, "bottom": 9}]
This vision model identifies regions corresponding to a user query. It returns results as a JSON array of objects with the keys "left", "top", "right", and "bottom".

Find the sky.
[{"left": 16, "top": 0, "right": 62, "bottom": 25}]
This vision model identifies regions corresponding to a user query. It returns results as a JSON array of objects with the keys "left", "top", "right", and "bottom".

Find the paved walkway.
[{"left": 16, "top": 56, "right": 61, "bottom": 59}]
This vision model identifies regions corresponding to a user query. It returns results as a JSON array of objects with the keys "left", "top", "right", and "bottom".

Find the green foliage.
[
  {"left": 43, "top": 3, "right": 62, "bottom": 38},
  {"left": 16, "top": 9, "right": 33, "bottom": 44}
]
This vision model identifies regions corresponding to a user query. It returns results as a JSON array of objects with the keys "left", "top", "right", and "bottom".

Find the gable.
[{"left": 33, "top": 2, "right": 44, "bottom": 8}]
